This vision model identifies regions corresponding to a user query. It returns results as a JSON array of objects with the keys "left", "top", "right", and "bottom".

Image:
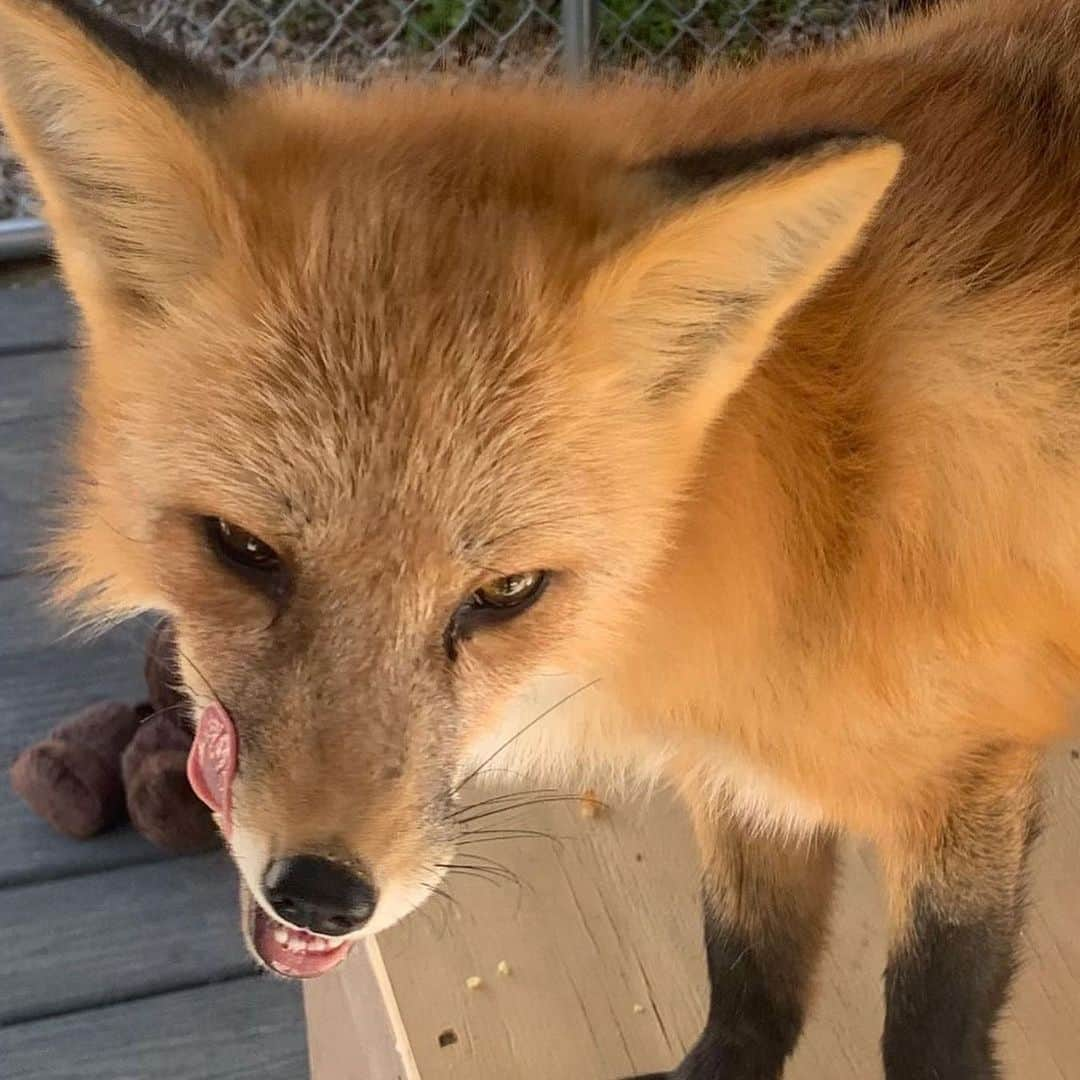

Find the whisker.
[
  {"left": 450, "top": 678, "right": 600, "bottom": 796},
  {"left": 174, "top": 642, "right": 237, "bottom": 720},
  {"left": 444, "top": 867, "right": 507, "bottom": 889},
  {"left": 457, "top": 828, "right": 568, "bottom": 853},
  {"left": 436, "top": 862, "right": 521, "bottom": 886},
  {"left": 450, "top": 765, "right": 533, "bottom": 787},
  {"left": 454, "top": 794, "right": 592, "bottom": 826},
  {"left": 423, "top": 884, "right": 461, "bottom": 909},
  {"left": 135, "top": 701, "right": 193, "bottom": 724},
  {"left": 418, "top": 871, "right": 458, "bottom": 937},
  {"left": 449, "top": 851, "right": 517, "bottom": 874},
  {"left": 449, "top": 787, "right": 562, "bottom": 818},
  {"left": 457, "top": 826, "right": 559, "bottom": 841}
]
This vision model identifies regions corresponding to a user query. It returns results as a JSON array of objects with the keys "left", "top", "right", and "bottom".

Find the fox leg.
[
  {"left": 880, "top": 745, "right": 1042, "bottom": 1080},
  {"left": 626, "top": 800, "right": 837, "bottom": 1080}
]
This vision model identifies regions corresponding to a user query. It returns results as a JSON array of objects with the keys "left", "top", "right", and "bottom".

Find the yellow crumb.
[
  {"left": 496, "top": 960, "right": 511, "bottom": 976},
  {"left": 465, "top": 975, "right": 484, "bottom": 990},
  {"left": 632, "top": 1003, "right": 646, "bottom": 1014}
]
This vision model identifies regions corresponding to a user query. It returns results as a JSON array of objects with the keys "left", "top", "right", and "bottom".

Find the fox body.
[{"left": 1, "top": 0, "right": 1078, "bottom": 1074}]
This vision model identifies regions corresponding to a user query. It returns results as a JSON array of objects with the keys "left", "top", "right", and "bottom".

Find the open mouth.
[
  {"left": 188, "top": 706, "right": 354, "bottom": 979},
  {"left": 245, "top": 886, "right": 353, "bottom": 979}
]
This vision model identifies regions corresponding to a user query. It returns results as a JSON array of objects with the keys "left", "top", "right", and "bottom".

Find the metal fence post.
[{"left": 562, "top": 0, "right": 597, "bottom": 80}]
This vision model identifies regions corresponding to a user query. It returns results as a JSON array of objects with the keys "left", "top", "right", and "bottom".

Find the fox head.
[{"left": 0, "top": 0, "right": 901, "bottom": 975}]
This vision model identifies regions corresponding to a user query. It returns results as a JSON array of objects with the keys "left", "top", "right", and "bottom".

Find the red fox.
[{"left": 1, "top": 0, "right": 1077, "bottom": 1075}]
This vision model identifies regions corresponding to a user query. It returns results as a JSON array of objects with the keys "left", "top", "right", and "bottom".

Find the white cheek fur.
[{"left": 459, "top": 672, "right": 826, "bottom": 839}]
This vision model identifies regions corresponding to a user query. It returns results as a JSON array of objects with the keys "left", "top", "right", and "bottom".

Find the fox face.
[{"left": 0, "top": 0, "right": 899, "bottom": 976}]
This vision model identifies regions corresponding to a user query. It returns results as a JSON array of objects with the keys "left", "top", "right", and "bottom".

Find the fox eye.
[
  {"left": 473, "top": 571, "right": 547, "bottom": 609},
  {"left": 445, "top": 571, "right": 549, "bottom": 660},
  {"left": 202, "top": 516, "right": 286, "bottom": 592}
]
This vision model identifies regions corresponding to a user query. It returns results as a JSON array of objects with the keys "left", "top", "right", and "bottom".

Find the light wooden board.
[
  {"left": 309, "top": 747, "right": 1079, "bottom": 1079},
  {"left": 0, "top": 852, "right": 254, "bottom": 1024},
  {"left": 0, "top": 974, "right": 308, "bottom": 1080},
  {"left": 305, "top": 941, "right": 410, "bottom": 1080}
]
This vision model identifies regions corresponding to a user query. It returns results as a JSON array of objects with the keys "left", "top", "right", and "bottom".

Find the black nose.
[{"left": 262, "top": 855, "right": 377, "bottom": 936}]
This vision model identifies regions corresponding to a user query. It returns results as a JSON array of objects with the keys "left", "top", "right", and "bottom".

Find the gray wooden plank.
[
  {"left": 0, "top": 573, "right": 156, "bottom": 662},
  {"left": 0, "top": 641, "right": 147, "bottom": 753},
  {"left": 0, "top": 796, "right": 161, "bottom": 888},
  {"left": 0, "top": 574, "right": 165, "bottom": 885},
  {"left": 0, "top": 854, "right": 255, "bottom": 1024},
  {"left": 0, "top": 347, "right": 75, "bottom": 423},
  {"left": 0, "top": 571, "right": 94, "bottom": 656},
  {"left": 0, "top": 281, "right": 76, "bottom": 354},
  {"left": 0, "top": 622, "right": 149, "bottom": 761},
  {"left": 0, "top": 571, "right": 152, "bottom": 764},
  {"left": 0, "top": 412, "right": 69, "bottom": 575},
  {"left": 0, "top": 975, "right": 309, "bottom": 1080}
]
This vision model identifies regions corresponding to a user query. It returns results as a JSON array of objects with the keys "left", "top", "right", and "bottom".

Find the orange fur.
[{"left": 1, "top": 0, "right": 1078, "bottom": 968}]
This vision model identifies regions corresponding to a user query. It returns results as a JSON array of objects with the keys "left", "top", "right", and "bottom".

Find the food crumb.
[
  {"left": 496, "top": 960, "right": 511, "bottom": 976},
  {"left": 465, "top": 975, "right": 484, "bottom": 990},
  {"left": 580, "top": 789, "right": 604, "bottom": 818},
  {"left": 632, "top": 1003, "right": 646, "bottom": 1014}
]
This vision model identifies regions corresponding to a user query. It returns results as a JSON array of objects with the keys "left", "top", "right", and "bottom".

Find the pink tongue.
[{"left": 186, "top": 704, "right": 237, "bottom": 834}]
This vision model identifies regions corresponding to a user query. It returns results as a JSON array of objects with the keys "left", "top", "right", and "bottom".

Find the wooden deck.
[
  {"left": 0, "top": 271, "right": 309, "bottom": 1079},
  {"left": 310, "top": 750, "right": 1080, "bottom": 1080}
]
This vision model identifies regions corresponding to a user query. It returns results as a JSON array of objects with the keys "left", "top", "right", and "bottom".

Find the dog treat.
[
  {"left": 496, "top": 960, "right": 511, "bottom": 976},
  {"left": 9, "top": 701, "right": 140, "bottom": 839},
  {"left": 123, "top": 706, "right": 220, "bottom": 854},
  {"left": 9, "top": 618, "right": 220, "bottom": 854},
  {"left": 465, "top": 975, "right": 484, "bottom": 990},
  {"left": 579, "top": 789, "right": 604, "bottom": 818}
]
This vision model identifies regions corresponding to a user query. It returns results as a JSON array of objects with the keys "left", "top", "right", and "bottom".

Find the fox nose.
[{"left": 262, "top": 855, "right": 377, "bottom": 936}]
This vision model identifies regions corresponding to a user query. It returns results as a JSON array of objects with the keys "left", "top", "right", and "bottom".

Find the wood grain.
[
  {"left": 0, "top": 573, "right": 161, "bottom": 886},
  {"left": 0, "top": 282, "right": 75, "bottom": 355},
  {"left": 1, "top": 975, "right": 307, "bottom": 1080},
  {"left": 311, "top": 748, "right": 1079, "bottom": 1079},
  {"left": 0, "top": 853, "right": 254, "bottom": 1024}
]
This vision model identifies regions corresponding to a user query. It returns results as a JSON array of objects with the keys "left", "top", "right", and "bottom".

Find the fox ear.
[
  {"left": 0, "top": 0, "right": 233, "bottom": 308},
  {"left": 584, "top": 134, "right": 903, "bottom": 407}
]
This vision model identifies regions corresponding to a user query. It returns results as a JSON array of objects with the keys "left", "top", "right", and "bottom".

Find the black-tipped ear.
[
  {"left": 645, "top": 129, "right": 880, "bottom": 197},
  {"left": 581, "top": 133, "right": 903, "bottom": 406},
  {"left": 38, "top": 0, "right": 227, "bottom": 103},
  {"left": 0, "top": 0, "right": 233, "bottom": 309}
]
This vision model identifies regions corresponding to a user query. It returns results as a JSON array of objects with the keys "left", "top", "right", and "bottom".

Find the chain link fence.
[
  {"left": 92, "top": 0, "right": 886, "bottom": 78},
  {"left": 2, "top": 0, "right": 888, "bottom": 222}
]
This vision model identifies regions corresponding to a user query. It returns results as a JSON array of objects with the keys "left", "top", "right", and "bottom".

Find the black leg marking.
[
  {"left": 674, "top": 914, "right": 803, "bottom": 1079},
  {"left": 622, "top": 824, "right": 836, "bottom": 1080},
  {"left": 881, "top": 749, "right": 1042, "bottom": 1080},
  {"left": 883, "top": 891, "right": 1019, "bottom": 1080}
]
